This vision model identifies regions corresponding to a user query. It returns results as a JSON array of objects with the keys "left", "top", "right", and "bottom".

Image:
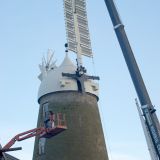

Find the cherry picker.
[{"left": 0, "top": 113, "right": 67, "bottom": 160}]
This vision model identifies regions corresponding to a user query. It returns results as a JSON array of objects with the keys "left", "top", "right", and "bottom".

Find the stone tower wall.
[{"left": 32, "top": 91, "right": 108, "bottom": 160}]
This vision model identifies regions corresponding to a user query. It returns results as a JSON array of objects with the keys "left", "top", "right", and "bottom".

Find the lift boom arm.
[
  {"left": 1, "top": 113, "right": 67, "bottom": 153},
  {"left": 2, "top": 127, "right": 45, "bottom": 150}
]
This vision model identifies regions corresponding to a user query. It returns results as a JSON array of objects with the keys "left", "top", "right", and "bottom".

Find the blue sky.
[{"left": 0, "top": 0, "right": 160, "bottom": 159}]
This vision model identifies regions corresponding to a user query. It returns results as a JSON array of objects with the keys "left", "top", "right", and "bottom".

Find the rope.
[{"left": 91, "top": 56, "right": 97, "bottom": 76}]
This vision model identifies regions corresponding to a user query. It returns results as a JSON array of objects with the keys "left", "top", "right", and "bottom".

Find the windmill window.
[{"left": 38, "top": 137, "right": 46, "bottom": 155}]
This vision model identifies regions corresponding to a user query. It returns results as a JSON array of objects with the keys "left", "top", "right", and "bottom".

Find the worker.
[
  {"left": 48, "top": 111, "right": 55, "bottom": 128},
  {"left": 44, "top": 111, "right": 55, "bottom": 129}
]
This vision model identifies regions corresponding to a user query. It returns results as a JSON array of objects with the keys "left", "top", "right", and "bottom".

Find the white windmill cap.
[{"left": 38, "top": 53, "right": 99, "bottom": 101}]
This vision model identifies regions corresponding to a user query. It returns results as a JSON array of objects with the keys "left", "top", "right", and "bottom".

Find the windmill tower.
[{"left": 32, "top": 0, "right": 109, "bottom": 160}]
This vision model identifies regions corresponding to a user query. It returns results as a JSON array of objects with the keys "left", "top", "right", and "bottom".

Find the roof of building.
[{"left": 2, "top": 153, "right": 19, "bottom": 160}]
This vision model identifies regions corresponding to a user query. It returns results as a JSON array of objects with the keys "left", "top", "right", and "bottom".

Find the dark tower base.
[{"left": 33, "top": 91, "right": 108, "bottom": 160}]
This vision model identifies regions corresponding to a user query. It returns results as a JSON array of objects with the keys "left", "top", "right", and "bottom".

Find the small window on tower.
[
  {"left": 38, "top": 102, "right": 49, "bottom": 155},
  {"left": 60, "top": 79, "right": 66, "bottom": 87},
  {"left": 92, "top": 84, "right": 99, "bottom": 91},
  {"left": 38, "top": 136, "right": 46, "bottom": 155},
  {"left": 42, "top": 102, "right": 49, "bottom": 123}
]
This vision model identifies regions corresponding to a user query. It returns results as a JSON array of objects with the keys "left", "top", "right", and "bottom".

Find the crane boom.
[
  {"left": 103, "top": 0, "right": 160, "bottom": 158},
  {"left": 135, "top": 99, "right": 158, "bottom": 160}
]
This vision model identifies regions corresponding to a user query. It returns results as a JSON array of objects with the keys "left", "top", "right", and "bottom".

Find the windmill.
[{"left": 32, "top": 0, "right": 109, "bottom": 160}]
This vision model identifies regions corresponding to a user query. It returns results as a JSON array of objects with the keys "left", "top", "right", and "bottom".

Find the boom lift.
[
  {"left": 104, "top": 0, "right": 160, "bottom": 159},
  {"left": 0, "top": 113, "right": 67, "bottom": 159}
]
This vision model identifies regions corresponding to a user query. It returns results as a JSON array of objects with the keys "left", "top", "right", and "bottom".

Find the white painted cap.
[{"left": 38, "top": 54, "right": 99, "bottom": 100}]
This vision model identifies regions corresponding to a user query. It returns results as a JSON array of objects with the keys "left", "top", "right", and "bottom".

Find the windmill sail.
[{"left": 64, "top": 0, "right": 93, "bottom": 57}]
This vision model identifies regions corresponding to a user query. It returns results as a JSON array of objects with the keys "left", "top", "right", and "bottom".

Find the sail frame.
[{"left": 64, "top": 0, "right": 93, "bottom": 57}]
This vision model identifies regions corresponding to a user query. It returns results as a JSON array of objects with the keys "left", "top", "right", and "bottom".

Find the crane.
[
  {"left": 104, "top": 0, "right": 160, "bottom": 159},
  {"left": 0, "top": 113, "right": 67, "bottom": 160}
]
